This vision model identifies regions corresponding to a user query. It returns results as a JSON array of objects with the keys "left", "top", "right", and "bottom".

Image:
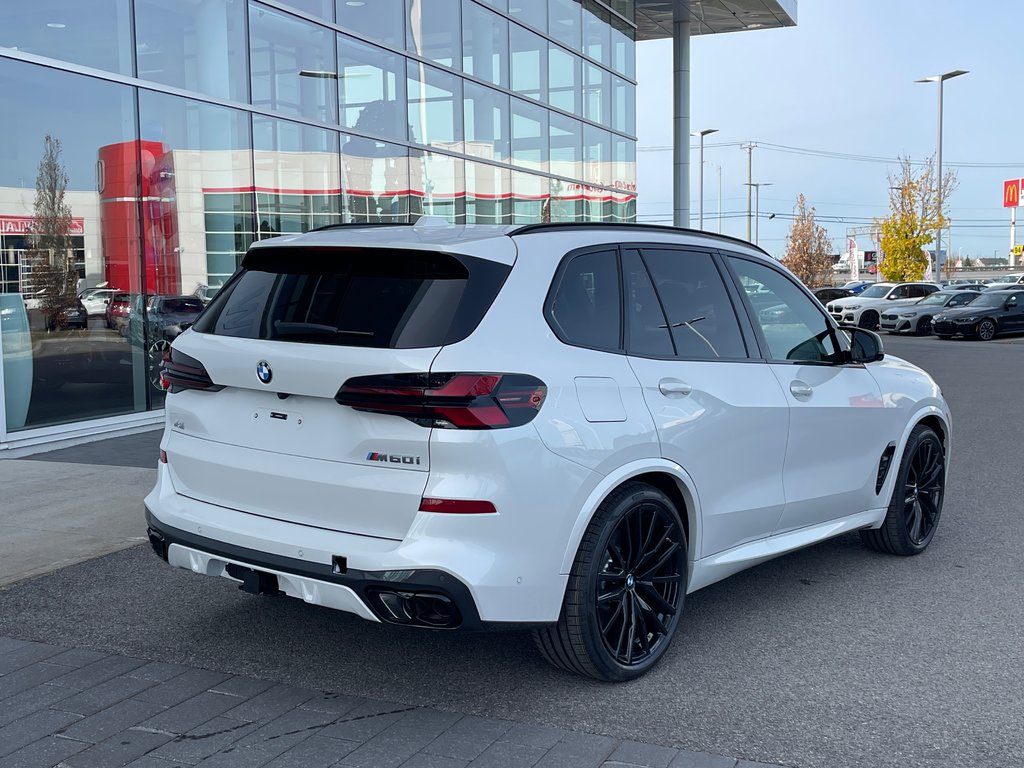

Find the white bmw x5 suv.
[{"left": 145, "top": 219, "right": 952, "bottom": 681}]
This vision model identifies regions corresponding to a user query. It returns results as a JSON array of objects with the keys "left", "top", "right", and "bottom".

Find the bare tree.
[
  {"left": 876, "top": 156, "right": 957, "bottom": 282},
  {"left": 28, "top": 135, "right": 76, "bottom": 330},
  {"left": 781, "top": 194, "right": 834, "bottom": 287}
]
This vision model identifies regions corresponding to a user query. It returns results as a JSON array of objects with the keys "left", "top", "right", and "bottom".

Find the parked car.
[
  {"left": 826, "top": 282, "right": 942, "bottom": 330},
  {"left": 125, "top": 295, "right": 206, "bottom": 389},
  {"left": 813, "top": 287, "right": 855, "bottom": 305},
  {"left": 932, "top": 288, "right": 1024, "bottom": 340},
  {"left": 78, "top": 287, "right": 117, "bottom": 316},
  {"left": 842, "top": 280, "right": 873, "bottom": 294},
  {"left": 983, "top": 274, "right": 1024, "bottom": 291},
  {"left": 191, "top": 284, "right": 220, "bottom": 305},
  {"left": 879, "top": 290, "right": 979, "bottom": 335},
  {"left": 145, "top": 220, "right": 952, "bottom": 681},
  {"left": 106, "top": 292, "right": 132, "bottom": 332}
]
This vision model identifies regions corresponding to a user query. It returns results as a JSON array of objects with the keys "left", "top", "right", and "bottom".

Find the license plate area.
[{"left": 225, "top": 563, "right": 283, "bottom": 595}]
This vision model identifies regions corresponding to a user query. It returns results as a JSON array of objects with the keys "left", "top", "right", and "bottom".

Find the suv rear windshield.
[{"left": 192, "top": 246, "right": 510, "bottom": 349}]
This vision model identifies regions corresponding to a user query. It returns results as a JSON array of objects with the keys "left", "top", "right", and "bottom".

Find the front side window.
[
  {"left": 548, "top": 250, "right": 620, "bottom": 351},
  {"left": 859, "top": 284, "right": 893, "bottom": 299},
  {"left": 641, "top": 249, "right": 747, "bottom": 360},
  {"left": 727, "top": 257, "right": 841, "bottom": 364}
]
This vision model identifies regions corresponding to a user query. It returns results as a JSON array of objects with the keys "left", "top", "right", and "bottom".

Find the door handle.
[
  {"left": 789, "top": 381, "right": 813, "bottom": 400},
  {"left": 659, "top": 379, "right": 692, "bottom": 397}
]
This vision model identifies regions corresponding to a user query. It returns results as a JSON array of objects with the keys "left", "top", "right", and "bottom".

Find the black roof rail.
[
  {"left": 507, "top": 222, "right": 770, "bottom": 257},
  {"left": 306, "top": 221, "right": 416, "bottom": 233}
]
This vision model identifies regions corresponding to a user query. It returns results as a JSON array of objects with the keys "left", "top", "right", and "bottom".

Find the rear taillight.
[
  {"left": 160, "top": 347, "right": 223, "bottom": 394},
  {"left": 335, "top": 373, "right": 546, "bottom": 429}
]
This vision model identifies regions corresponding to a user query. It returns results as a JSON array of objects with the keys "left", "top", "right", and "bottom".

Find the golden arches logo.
[{"left": 1005, "top": 179, "right": 1021, "bottom": 208}]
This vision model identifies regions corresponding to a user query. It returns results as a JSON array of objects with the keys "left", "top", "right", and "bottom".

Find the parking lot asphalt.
[{"left": 1, "top": 334, "right": 1022, "bottom": 768}]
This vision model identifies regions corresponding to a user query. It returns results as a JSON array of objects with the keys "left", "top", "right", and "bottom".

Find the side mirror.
[
  {"left": 847, "top": 328, "right": 884, "bottom": 364},
  {"left": 1007, "top": 297, "right": 1018, "bottom": 308}
]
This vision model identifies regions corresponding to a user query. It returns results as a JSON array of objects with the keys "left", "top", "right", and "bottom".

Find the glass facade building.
[{"left": 0, "top": 0, "right": 637, "bottom": 445}]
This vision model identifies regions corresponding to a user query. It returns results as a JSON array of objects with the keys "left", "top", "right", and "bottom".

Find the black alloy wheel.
[
  {"left": 859, "top": 311, "right": 880, "bottom": 331},
  {"left": 534, "top": 482, "right": 687, "bottom": 681},
  {"left": 916, "top": 315, "right": 933, "bottom": 336},
  {"left": 977, "top": 319, "right": 997, "bottom": 341},
  {"left": 861, "top": 424, "right": 945, "bottom": 555}
]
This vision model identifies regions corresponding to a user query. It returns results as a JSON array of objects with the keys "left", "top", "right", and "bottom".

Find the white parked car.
[
  {"left": 78, "top": 287, "right": 117, "bottom": 316},
  {"left": 826, "top": 282, "right": 941, "bottom": 329},
  {"left": 983, "top": 273, "right": 1024, "bottom": 291},
  {"left": 145, "top": 220, "right": 952, "bottom": 681}
]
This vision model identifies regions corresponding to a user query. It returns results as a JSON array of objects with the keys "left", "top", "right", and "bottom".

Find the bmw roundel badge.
[{"left": 256, "top": 360, "right": 273, "bottom": 384}]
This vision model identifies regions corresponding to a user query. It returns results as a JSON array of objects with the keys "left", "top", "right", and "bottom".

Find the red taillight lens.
[
  {"left": 418, "top": 497, "right": 497, "bottom": 514},
  {"left": 159, "top": 449, "right": 168, "bottom": 464},
  {"left": 161, "top": 347, "right": 223, "bottom": 394},
  {"left": 336, "top": 372, "right": 546, "bottom": 429}
]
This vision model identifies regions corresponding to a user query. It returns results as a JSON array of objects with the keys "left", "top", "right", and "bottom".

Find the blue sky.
[{"left": 636, "top": 1, "right": 1020, "bottom": 260}]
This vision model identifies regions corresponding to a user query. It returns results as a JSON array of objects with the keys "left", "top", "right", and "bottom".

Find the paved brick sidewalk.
[{"left": 0, "top": 637, "right": 785, "bottom": 768}]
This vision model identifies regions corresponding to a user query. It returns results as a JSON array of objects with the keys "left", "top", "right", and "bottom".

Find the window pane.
[
  {"left": 549, "top": 46, "right": 581, "bottom": 115},
  {"left": 510, "top": 24, "right": 547, "bottom": 102},
  {"left": 509, "top": 0, "right": 546, "bottom": 32},
  {"left": 407, "top": 0, "right": 461, "bottom": 69},
  {"left": 464, "top": 82, "right": 510, "bottom": 162},
  {"left": 338, "top": 35, "right": 407, "bottom": 142},
  {"left": 282, "top": 0, "right": 334, "bottom": 21},
  {"left": 511, "top": 98, "right": 548, "bottom": 173},
  {"left": 610, "top": 14, "right": 635, "bottom": 78},
  {"left": 250, "top": 4, "right": 338, "bottom": 123},
  {"left": 342, "top": 135, "right": 410, "bottom": 222},
  {"left": 408, "top": 62, "right": 463, "bottom": 149},
  {"left": 466, "top": 161, "right": 512, "bottom": 224},
  {"left": 337, "top": 0, "right": 404, "bottom": 47},
  {"left": 729, "top": 257, "right": 840, "bottom": 363},
  {"left": 0, "top": 58, "right": 147, "bottom": 431},
  {"left": 411, "top": 151, "right": 465, "bottom": 223},
  {"left": 0, "top": 1, "right": 132, "bottom": 75},
  {"left": 550, "top": 250, "right": 620, "bottom": 351},
  {"left": 463, "top": 1, "right": 508, "bottom": 88},
  {"left": 135, "top": 0, "right": 248, "bottom": 102},
  {"left": 139, "top": 91, "right": 254, "bottom": 319},
  {"left": 583, "top": 1, "right": 611, "bottom": 65},
  {"left": 550, "top": 179, "right": 582, "bottom": 222},
  {"left": 643, "top": 249, "right": 747, "bottom": 360},
  {"left": 550, "top": 112, "right": 582, "bottom": 181},
  {"left": 512, "top": 171, "right": 548, "bottom": 223},
  {"left": 612, "top": 76, "right": 635, "bottom": 134},
  {"left": 609, "top": 0, "right": 634, "bottom": 19},
  {"left": 623, "top": 250, "right": 673, "bottom": 357},
  {"left": 253, "top": 116, "right": 342, "bottom": 238},
  {"left": 549, "top": 0, "right": 582, "bottom": 50},
  {"left": 476, "top": 0, "right": 507, "bottom": 12},
  {"left": 584, "top": 62, "right": 611, "bottom": 126},
  {"left": 584, "top": 124, "right": 611, "bottom": 187},
  {"left": 612, "top": 134, "right": 636, "bottom": 192}
]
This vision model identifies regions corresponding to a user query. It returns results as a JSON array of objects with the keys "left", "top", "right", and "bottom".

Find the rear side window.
[
  {"left": 193, "top": 247, "right": 510, "bottom": 348},
  {"left": 548, "top": 250, "right": 621, "bottom": 352},
  {"left": 160, "top": 298, "right": 204, "bottom": 313}
]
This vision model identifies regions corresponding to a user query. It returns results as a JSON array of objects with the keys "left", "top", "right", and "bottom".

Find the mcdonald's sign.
[{"left": 1004, "top": 179, "right": 1021, "bottom": 208}]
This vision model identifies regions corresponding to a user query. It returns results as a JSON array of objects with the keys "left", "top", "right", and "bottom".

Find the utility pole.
[
  {"left": 742, "top": 143, "right": 755, "bottom": 241},
  {"left": 717, "top": 164, "right": 723, "bottom": 234}
]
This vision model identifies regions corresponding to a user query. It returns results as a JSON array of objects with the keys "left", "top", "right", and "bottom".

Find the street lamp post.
[
  {"left": 744, "top": 182, "right": 773, "bottom": 246},
  {"left": 692, "top": 129, "right": 718, "bottom": 229},
  {"left": 916, "top": 69, "right": 968, "bottom": 283}
]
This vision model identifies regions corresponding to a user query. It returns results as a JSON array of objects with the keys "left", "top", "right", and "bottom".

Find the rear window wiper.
[{"left": 273, "top": 321, "right": 375, "bottom": 338}]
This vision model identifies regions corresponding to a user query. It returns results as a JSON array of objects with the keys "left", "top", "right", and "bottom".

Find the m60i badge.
[{"left": 366, "top": 452, "right": 421, "bottom": 465}]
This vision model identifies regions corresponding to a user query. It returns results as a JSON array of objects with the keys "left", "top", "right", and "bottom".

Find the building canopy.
[{"left": 635, "top": 0, "right": 797, "bottom": 40}]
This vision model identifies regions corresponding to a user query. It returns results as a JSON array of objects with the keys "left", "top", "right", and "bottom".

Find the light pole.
[
  {"left": 692, "top": 129, "right": 718, "bottom": 229},
  {"left": 916, "top": 69, "right": 968, "bottom": 283},
  {"left": 744, "top": 182, "right": 772, "bottom": 245}
]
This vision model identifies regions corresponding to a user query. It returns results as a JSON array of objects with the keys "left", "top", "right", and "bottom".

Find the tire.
[
  {"left": 533, "top": 482, "right": 687, "bottom": 681},
  {"left": 936, "top": 334, "right": 952, "bottom": 340},
  {"left": 858, "top": 311, "right": 879, "bottom": 331},
  {"left": 860, "top": 425, "right": 944, "bottom": 556},
  {"left": 977, "top": 319, "right": 997, "bottom": 341},
  {"left": 915, "top": 316, "right": 933, "bottom": 336}
]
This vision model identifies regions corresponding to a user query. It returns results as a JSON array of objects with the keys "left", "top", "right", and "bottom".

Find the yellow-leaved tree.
[
  {"left": 781, "top": 194, "right": 833, "bottom": 287},
  {"left": 876, "top": 157, "right": 957, "bottom": 282}
]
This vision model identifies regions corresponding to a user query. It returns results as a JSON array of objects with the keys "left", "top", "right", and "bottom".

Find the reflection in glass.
[
  {"left": 0, "top": 58, "right": 146, "bottom": 431},
  {"left": 253, "top": 117, "right": 342, "bottom": 238},
  {"left": 612, "top": 76, "right": 634, "bottom": 134},
  {"left": 511, "top": 99, "right": 548, "bottom": 173},
  {"left": 550, "top": 179, "right": 582, "bottom": 222},
  {"left": 611, "top": 16, "right": 635, "bottom": 79},
  {"left": 0, "top": 1, "right": 132, "bottom": 75},
  {"left": 612, "top": 134, "right": 636, "bottom": 192},
  {"left": 250, "top": 4, "right": 338, "bottom": 123},
  {"left": 342, "top": 136, "right": 410, "bottom": 223},
  {"left": 509, "top": 0, "right": 547, "bottom": 32},
  {"left": 135, "top": 0, "right": 248, "bottom": 102},
  {"left": 510, "top": 24, "right": 547, "bottom": 102},
  {"left": 512, "top": 171, "right": 549, "bottom": 223},
  {"left": 584, "top": 63, "right": 611, "bottom": 127},
  {"left": 406, "top": 0, "right": 461, "bottom": 69},
  {"left": 464, "top": 82, "right": 510, "bottom": 163},
  {"left": 583, "top": 1, "right": 611, "bottom": 66},
  {"left": 549, "top": 45, "right": 581, "bottom": 115},
  {"left": 462, "top": 1, "right": 508, "bottom": 88},
  {"left": 411, "top": 152, "right": 465, "bottom": 223},
  {"left": 408, "top": 62, "right": 463, "bottom": 150},
  {"left": 584, "top": 124, "right": 612, "bottom": 220},
  {"left": 548, "top": 0, "right": 582, "bottom": 51},
  {"left": 336, "top": 0, "right": 404, "bottom": 47},
  {"left": 550, "top": 112, "right": 582, "bottom": 182},
  {"left": 281, "top": 0, "right": 334, "bottom": 21},
  {"left": 338, "top": 35, "right": 408, "bottom": 142},
  {"left": 465, "top": 161, "right": 512, "bottom": 224}
]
